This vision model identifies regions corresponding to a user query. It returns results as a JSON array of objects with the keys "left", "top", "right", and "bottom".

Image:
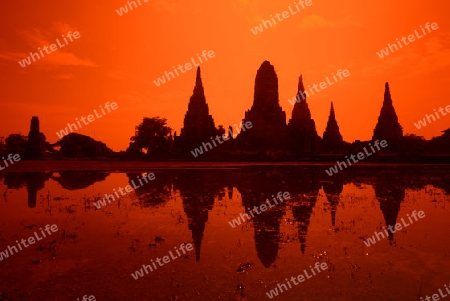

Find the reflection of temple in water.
[
  {"left": 287, "top": 169, "right": 321, "bottom": 254},
  {"left": 323, "top": 179, "right": 344, "bottom": 228},
  {"left": 373, "top": 172, "right": 406, "bottom": 242},
  {"left": 125, "top": 172, "right": 172, "bottom": 208},
  {"left": 236, "top": 170, "right": 287, "bottom": 268},
  {"left": 173, "top": 171, "right": 226, "bottom": 261},
  {"left": 1, "top": 167, "right": 447, "bottom": 265},
  {"left": 4, "top": 172, "right": 52, "bottom": 208}
]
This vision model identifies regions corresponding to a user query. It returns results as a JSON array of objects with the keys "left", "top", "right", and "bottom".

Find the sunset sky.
[{"left": 0, "top": 0, "right": 449, "bottom": 151}]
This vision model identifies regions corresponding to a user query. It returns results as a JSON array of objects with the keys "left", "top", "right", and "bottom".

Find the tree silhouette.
[
  {"left": 54, "top": 133, "right": 113, "bottom": 158},
  {"left": 0, "top": 138, "right": 5, "bottom": 156},
  {"left": 130, "top": 117, "right": 172, "bottom": 158},
  {"left": 400, "top": 134, "right": 426, "bottom": 155},
  {"left": 5, "top": 134, "right": 27, "bottom": 155}
]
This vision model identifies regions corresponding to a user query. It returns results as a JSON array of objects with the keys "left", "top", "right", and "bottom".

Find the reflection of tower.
[
  {"left": 4, "top": 172, "right": 51, "bottom": 208},
  {"left": 183, "top": 196, "right": 212, "bottom": 261},
  {"left": 237, "top": 170, "right": 287, "bottom": 268},
  {"left": 26, "top": 173, "right": 42, "bottom": 208},
  {"left": 292, "top": 197, "right": 317, "bottom": 254},
  {"left": 373, "top": 173, "right": 405, "bottom": 241},
  {"left": 323, "top": 180, "right": 344, "bottom": 227},
  {"left": 174, "top": 171, "right": 225, "bottom": 262},
  {"left": 251, "top": 210, "right": 284, "bottom": 268},
  {"left": 227, "top": 186, "right": 233, "bottom": 200},
  {"left": 288, "top": 169, "right": 321, "bottom": 254}
]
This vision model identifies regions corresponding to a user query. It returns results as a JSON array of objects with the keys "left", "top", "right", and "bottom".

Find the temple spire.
[
  {"left": 372, "top": 82, "right": 403, "bottom": 150},
  {"left": 195, "top": 67, "right": 202, "bottom": 89},
  {"left": 288, "top": 74, "right": 319, "bottom": 153},
  {"left": 322, "top": 102, "right": 343, "bottom": 152},
  {"left": 192, "top": 67, "right": 205, "bottom": 101},
  {"left": 384, "top": 82, "right": 392, "bottom": 106},
  {"left": 297, "top": 75, "right": 306, "bottom": 102},
  {"left": 179, "top": 67, "right": 217, "bottom": 150}
]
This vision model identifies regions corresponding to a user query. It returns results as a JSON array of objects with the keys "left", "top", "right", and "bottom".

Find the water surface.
[{"left": 0, "top": 166, "right": 449, "bottom": 300}]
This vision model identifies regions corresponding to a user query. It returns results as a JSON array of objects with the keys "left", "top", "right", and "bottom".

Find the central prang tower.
[{"left": 238, "top": 61, "right": 288, "bottom": 151}]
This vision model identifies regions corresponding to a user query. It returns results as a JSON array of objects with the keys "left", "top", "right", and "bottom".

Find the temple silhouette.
[
  {"left": 174, "top": 61, "right": 336, "bottom": 154},
  {"left": 372, "top": 83, "right": 403, "bottom": 151},
  {"left": 173, "top": 61, "right": 405, "bottom": 155},
  {"left": 1, "top": 60, "right": 449, "bottom": 161},
  {"left": 175, "top": 68, "right": 224, "bottom": 152}
]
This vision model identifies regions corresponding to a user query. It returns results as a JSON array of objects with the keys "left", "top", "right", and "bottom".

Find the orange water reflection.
[{"left": 0, "top": 167, "right": 449, "bottom": 300}]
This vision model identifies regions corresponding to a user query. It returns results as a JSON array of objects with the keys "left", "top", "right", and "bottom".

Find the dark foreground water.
[{"left": 0, "top": 165, "right": 449, "bottom": 301}]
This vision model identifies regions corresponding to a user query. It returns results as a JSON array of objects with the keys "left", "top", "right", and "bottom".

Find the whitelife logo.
[
  {"left": 0, "top": 225, "right": 59, "bottom": 261},
  {"left": 190, "top": 121, "right": 253, "bottom": 158},
  {"left": 376, "top": 22, "right": 439, "bottom": 59},
  {"left": 419, "top": 283, "right": 450, "bottom": 301},
  {"left": 77, "top": 296, "right": 96, "bottom": 301},
  {"left": 153, "top": 50, "right": 215, "bottom": 87},
  {"left": 116, "top": 0, "right": 149, "bottom": 16},
  {"left": 325, "top": 140, "right": 388, "bottom": 176},
  {"left": 131, "top": 243, "right": 193, "bottom": 280},
  {"left": 362, "top": 210, "right": 425, "bottom": 247},
  {"left": 265, "top": 262, "right": 328, "bottom": 298},
  {"left": 414, "top": 105, "right": 450, "bottom": 129},
  {"left": 93, "top": 172, "right": 156, "bottom": 210},
  {"left": 0, "top": 153, "right": 21, "bottom": 171},
  {"left": 55, "top": 102, "right": 118, "bottom": 139},
  {"left": 18, "top": 31, "right": 81, "bottom": 68},
  {"left": 228, "top": 191, "right": 290, "bottom": 228},
  {"left": 250, "top": 0, "right": 313, "bottom": 35},
  {"left": 287, "top": 70, "right": 350, "bottom": 106}
]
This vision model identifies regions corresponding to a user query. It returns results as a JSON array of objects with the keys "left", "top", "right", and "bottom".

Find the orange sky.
[{"left": 0, "top": 0, "right": 449, "bottom": 151}]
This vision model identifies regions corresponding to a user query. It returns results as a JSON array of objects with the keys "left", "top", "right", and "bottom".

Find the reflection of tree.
[
  {"left": 52, "top": 172, "right": 110, "bottom": 190},
  {"left": 4, "top": 172, "right": 28, "bottom": 189},
  {"left": 125, "top": 172, "right": 172, "bottom": 208},
  {"left": 430, "top": 176, "right": 450, "bottom": 195},
  {"left": 173, "top": 171, "right": 225, "bottom": 261}
]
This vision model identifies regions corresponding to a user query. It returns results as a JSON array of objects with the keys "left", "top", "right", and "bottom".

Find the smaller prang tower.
[
  {"left": 322, "top": 102, "right": 343, "bottom": 153},
  {"left": 26, "top": 116, "right": 44, "bottom": 159},
  {"left": 179, "top": 67, "right": 218, "bottom": 151},
  {"left": 372, "top": 82, "right": 403, "bottom": 150}
]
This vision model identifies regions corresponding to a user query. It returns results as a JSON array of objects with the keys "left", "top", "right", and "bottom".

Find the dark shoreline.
[{"left": 3, "top": 159, "right": 450, "bottom": 172}]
